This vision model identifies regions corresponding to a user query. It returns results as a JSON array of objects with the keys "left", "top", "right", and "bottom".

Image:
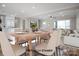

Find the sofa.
[{"left": 64, "top": 35, "right": 79, "bottom": 47}]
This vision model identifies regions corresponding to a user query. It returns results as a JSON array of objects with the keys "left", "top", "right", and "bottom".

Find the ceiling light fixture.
[
  {"left": 32, "top": 6, "right": 36, "bottom": 9},
  {"left": 2, "top": 4, "right": 6, "bottom": 7},
  {"left": 50, "top": 16, "right": 53, "bottom": 18},
  {"left": 21, "top": 10, "right": 24, "bottom": 13}
]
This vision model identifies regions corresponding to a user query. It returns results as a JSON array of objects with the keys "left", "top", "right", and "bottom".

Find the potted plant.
[{"left": 30, "top": 23, "right": 37, "bottom": 32}]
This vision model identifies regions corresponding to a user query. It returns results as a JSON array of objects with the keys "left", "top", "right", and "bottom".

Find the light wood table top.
[
  {"left": 9, "top": 32, "right": 41, "bottom": 56},
  {"left": 9, "top": 31, "right": 50, "bottom": 56}
]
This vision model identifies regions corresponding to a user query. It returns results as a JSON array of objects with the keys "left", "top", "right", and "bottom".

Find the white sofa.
[{"left": 64, "top": 36, "right": 79, "bottom": 47}]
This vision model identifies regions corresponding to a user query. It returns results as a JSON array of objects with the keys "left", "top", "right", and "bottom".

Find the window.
[
  {"left": 54, "top": 20, "right": 70, "bottom": 29},
  {"left": 54, "top": 21, "right": 57, "bottom": 29},
  {"left": 5, "top": 16, "right": 15, "bottom": 32}
]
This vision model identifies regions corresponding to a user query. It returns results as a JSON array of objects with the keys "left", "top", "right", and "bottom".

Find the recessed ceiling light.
[
  {"left": 21, "top": 10, "right": 24, "bottom": 13},
  {"left": 32, "top": 6, "right": 36, "bottom": 9},
  {"left": 2, "top": 4, "right": 6, "bottom": 7}
]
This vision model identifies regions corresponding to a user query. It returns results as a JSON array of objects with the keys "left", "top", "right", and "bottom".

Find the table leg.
[
  {"left": 36, "top": 37, "right": 38, "bottom": 45},
  {"left": 15, "top": 37, "right": 19, "bottom": 45},
  {"left": 39, "top": 36, "right": 41, "bottom": 44},
  {"left": 28, "top": 39, "right": 32, "bottom": 56},
  {"left": 36, "top": 36, "right": 40, "bottom": 45}
]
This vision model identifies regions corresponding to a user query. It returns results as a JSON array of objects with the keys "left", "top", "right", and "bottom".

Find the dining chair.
[
  {"left": 0, "top": 32, "right": 26, "bottom": 56},
  {"left": 54, "top": 30, "right": 64, "bottom": 56},
  {"left": 56, "top": 30, "right": 63, "bottom": 47},
  {"left": 14, "top": 30, "right": 28, "bottom": 45},
  {"left": 35, "top": 31, "right": 58, "bottom": 56},
  {"left": 39, "top": 32, "right": 50, "bottom": 43},
  {"left": 74, "top": 30, "right": 78, "bottom": 34}
]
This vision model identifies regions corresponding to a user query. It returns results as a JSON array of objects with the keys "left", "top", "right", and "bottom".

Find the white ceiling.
[{"left": 0, "top": 3, "right": 79, "bottom": 18}]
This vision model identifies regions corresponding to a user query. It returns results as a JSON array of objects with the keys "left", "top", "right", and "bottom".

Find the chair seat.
[
  {"left": 35, "top": 42, "right": 54, "bottom": 56},
  {"left": 35, "top": 42, "right": 47, "bottom": 50},
  {"left": 11, "top": 45, "right": 26, "bottom": 56},
  {"left": 35, "top": 31, "right": 60, "bottom": 56}
]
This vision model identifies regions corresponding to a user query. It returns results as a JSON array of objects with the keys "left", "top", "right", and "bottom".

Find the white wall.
[
  {"left": 15, "top": 17, "right": 30, "bottom": 31},
  {"left": 40, "top": 18, "right": 54, "bottom": 30},
  {"left": 25, "top": 19, "right": 30, "bottom": 31},
  {"left": 76, "top": 13, "right": 79, "bottom": 31},
  {"left": 70, "top": 17, "right": 76, "bottom": 30}
]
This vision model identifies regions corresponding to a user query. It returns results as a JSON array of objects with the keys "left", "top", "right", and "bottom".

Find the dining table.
[{"left": 9, "top": 31, "right": 50, "bottom": 56}]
